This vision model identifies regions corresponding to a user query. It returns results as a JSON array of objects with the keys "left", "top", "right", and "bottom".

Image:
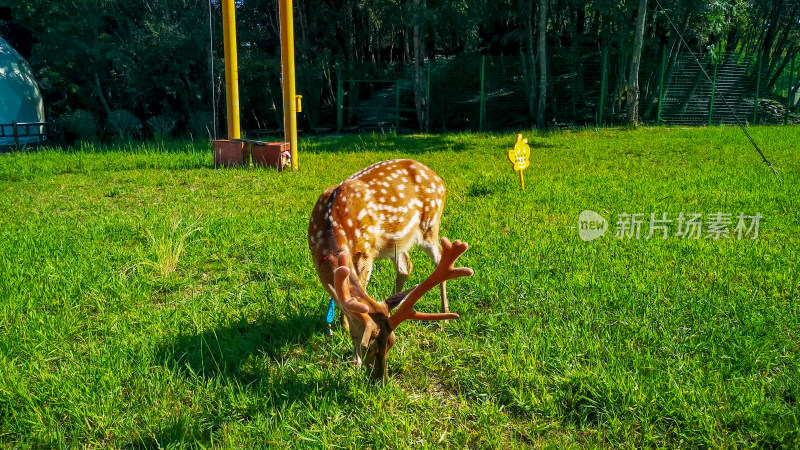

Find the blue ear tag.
[{"left": 325, "top": 298, "right": 336, "bottom": 323}]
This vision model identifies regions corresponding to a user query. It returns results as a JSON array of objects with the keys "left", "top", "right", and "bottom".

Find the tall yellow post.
[
  {"left": 280, "top": 0, "right": 299, "bottom": 170},
  {"left": 222, "top": 0, "right": 240, "bottom": 139}
]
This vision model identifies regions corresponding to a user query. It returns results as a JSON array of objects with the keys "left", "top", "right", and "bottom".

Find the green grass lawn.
[{"left": 1, "top": 126, "right": 798, "bottom": 447}]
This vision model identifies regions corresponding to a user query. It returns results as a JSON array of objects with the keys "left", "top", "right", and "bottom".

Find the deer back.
[{"left": 308, "top": 159, "right": 445, "bottom": 274}]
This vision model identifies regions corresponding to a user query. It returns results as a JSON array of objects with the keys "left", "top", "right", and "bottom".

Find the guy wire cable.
[
  {"left": 208, "top": 0, "right": 218, "bottom": 141},
  {"left": 654, "top": 0, "right": 782, "bottom": 180}
]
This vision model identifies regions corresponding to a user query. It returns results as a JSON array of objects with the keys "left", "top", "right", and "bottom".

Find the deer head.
[{"left": 331, "top": 237, "right": 473, "bottom": 381}]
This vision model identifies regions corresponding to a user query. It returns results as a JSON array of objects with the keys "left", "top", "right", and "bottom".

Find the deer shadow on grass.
[
  {"left": 145, "top": 309, "right": 365, "bottom": 445},
  {"left": 157, "top": 309, "right": 358, "bottom": 401}
]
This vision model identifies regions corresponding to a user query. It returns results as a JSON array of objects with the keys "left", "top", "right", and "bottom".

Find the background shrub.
[
  {"left": 146, "top": 115, "right": 177, "bottom": 140},
  {"left": 187, "top": 111, "right": 215, "bottom": 141},
  {"left": 63, "top": 110, "right": 99, "bottom": 142},
  {"left": 106, "top": 110, "right": 141, "bottom": 140}
]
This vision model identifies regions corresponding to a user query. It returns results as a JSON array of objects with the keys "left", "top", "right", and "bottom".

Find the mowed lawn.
[{"left": 0, "top": 126, "right": 798, "bottom": 447}]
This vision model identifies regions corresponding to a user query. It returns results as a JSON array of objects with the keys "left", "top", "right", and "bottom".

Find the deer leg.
[
  {"left": 440, "top": 281, "right": 448, "bottom": 314},
  {"left": 340, "top": 255, "right": 374, "bottom": 330},
  {"left": 391, "top": 251, "right": 413, "bottom": 294},
  {"left": 344, "top": 315, "right": 362, "bottom": 366},
  {"left": 347, "top": 313, "right": 376, "bottom": 368},
  {"left": 420, "top": 234, "right": 449, "bottom": 314},
  {"left": 353, "top": 255, "right": 374, "bottom": 288}
]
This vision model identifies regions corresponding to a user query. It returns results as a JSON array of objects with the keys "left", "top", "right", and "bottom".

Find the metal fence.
[
  {"left": 0, "top": 121, "right": 47, "bottom": 148},
  {"left": 325, "top": 49, "right": 798, "bottom": 133}
]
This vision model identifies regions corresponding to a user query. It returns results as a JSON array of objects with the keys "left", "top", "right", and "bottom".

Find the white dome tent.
[{"left": 0, "top": 36, "right": 45, "bottom": 146}]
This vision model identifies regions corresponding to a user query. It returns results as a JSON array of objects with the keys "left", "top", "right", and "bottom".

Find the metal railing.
[{"left": 0, "top": 121, "right": 47, "bottom": 147}]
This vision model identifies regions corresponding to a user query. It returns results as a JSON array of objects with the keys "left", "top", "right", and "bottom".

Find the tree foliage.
[{"left": 1, "top": 0, "right": 798, "bottom": 141}]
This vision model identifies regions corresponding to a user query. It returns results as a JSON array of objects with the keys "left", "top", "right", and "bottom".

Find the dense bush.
[
  {"left": 106, "top": 110, "right": 141, "bottom": 140},
  {"left": 146, "top": 115, "right": 177, "bottom": 140},
  {"left": 186, "top": 111, "right": 215, "bottom": 141},
  {"left": 63, "top": 109, "right": 99, "bottom": 142}
]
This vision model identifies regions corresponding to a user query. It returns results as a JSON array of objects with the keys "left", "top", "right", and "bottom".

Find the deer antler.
[
  {"left": 387, "top": 238, "right": 473, "bottom": 329},
  {"left": 330, "top": 251, "right": 369, "bottom": 314}
]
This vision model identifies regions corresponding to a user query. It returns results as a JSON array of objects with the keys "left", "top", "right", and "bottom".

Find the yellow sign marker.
[{"left": 507, "top": 134, "right": 530, "bottom": 190}]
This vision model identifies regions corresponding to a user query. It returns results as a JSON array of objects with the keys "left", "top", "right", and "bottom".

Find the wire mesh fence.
[
  {"left": 661, "top": 52, "right": 769, "bottom": 126},
  {"left": 318, "top": 48, "right": 799, "bottom": 134}
]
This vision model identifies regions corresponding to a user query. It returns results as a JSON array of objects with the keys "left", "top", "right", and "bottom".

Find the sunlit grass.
[
  {"left": 142, "top": 217, "right": 203, "bottom": 277},
  {"left": 0, "top": 126, "right": 798, "bottom": 447}
]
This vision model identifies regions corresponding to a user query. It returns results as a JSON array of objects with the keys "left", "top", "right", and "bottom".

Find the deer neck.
[
  {"left": 310, "top": 186, "right": 384, "bottom": 311},
  {"left": 311, "top": 186, "right": 349, "bottom": 260}
]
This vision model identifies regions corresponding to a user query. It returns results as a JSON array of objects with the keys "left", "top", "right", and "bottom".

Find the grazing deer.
[{"left": 308, "top": 159, "right": 473, "bottom": 380}]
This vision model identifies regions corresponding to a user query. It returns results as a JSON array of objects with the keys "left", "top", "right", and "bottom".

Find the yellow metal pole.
[
  {"left": 221, "top": 0, "right": 240, "bottom": 139},
  {"left": 280, "top": 0, "right": 299, "bottom": 170}
]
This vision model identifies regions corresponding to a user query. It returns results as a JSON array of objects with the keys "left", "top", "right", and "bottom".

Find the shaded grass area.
[{"left": 0, "top": 127, "right": 798, "bottom": 447}]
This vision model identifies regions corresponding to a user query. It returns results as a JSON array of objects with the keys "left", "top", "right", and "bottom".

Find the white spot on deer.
[
  {"left": 316, "top": 230, "right": 323, "bottom": 238},
  {"left": 391, "top": 196, "right": 397, "bottom": 202},
  {"left": 355, "top": 229, "right": 361, "bottom": 238},
  {"left": 381, "top": 188, "right": 387, "bottom": 194},
  {"left": 380, "top": 197, "right": 385, "bottom": 203},
  {"left": 398, "top": 192, "right": 405, "bottom": 199},
  {"left": 347, "top": 218, "right": 353, "bottom": 227},
  {"left": 398, "top": 184, "right": 405, "bottom": 190},
  {"left": 415, "top": 175, "right": 422, "bottom": 183},
  {"left": 358, "top": 209, "right": 368, "bottom": 220},
  {"left": 384, "top": 211, "right": 420, "bottom": 240}
]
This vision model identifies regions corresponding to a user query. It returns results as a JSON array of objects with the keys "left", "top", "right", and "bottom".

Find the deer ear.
[{"left": 384, "top": 287, "right": 415, "bottom": 311}]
